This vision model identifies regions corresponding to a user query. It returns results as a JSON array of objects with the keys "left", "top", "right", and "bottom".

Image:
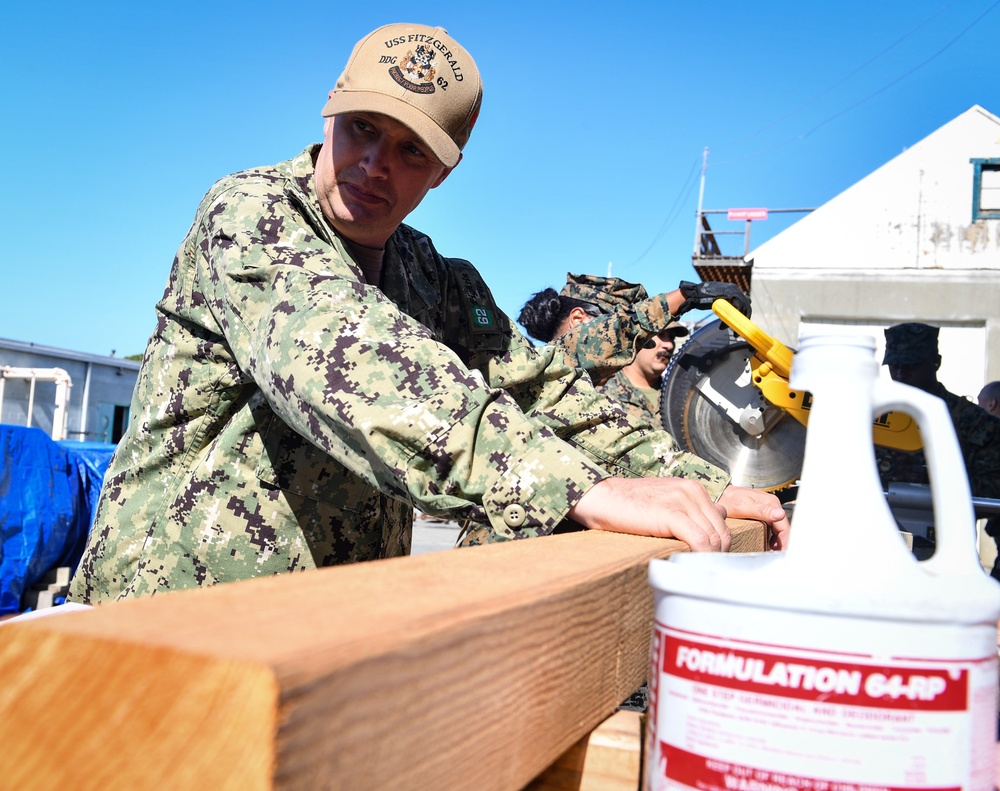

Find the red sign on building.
[{"left": 727, "top": 208, "right": 769, "bottom": 221}]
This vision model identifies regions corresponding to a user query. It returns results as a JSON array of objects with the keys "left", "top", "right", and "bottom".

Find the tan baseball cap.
[{"left": 322, "top": 23, "right": 482, "bottom": 168}]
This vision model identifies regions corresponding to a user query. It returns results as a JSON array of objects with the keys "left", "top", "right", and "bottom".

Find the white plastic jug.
[{"left": 646, "top": 333, "right": 1000, "bottom": 791}]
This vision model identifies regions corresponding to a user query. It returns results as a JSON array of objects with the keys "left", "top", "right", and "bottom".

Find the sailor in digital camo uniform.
[
  {"left": 69, "top": 23, "right": 790, "bottom": 605},
  {"left": 518, "top": 272, "right": 747, "bottom": 387}
]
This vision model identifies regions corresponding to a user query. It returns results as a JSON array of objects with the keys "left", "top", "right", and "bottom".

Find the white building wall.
[
  {"left": 0, "top": 339, "right": 140, "bottom": 442},
  {"left": 752, "top": 105, "right": 1000, "bottom": 273},
  {"left": 748, "top": 105, "right": 1000, "bottom": 393}
]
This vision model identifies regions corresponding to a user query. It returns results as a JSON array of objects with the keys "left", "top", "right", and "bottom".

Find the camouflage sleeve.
[
  {"left": 466, "top": 326, "right": 731, "bottom": 510},
  {"left": 551, "top": 293, "right": 675, "bottom": 383},
  {"left": 949, "top": 397, "right": 1000, "bottom": 499},
  {"left": 880, "top": 394, "right": 1000, "bottom": 500},
  {"left": 199, "top": 184, "right": 620, "bottom": 539}
]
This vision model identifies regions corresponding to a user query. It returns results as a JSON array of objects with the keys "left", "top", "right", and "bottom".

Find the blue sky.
[{"left": 3, "top": 1, "right": 999, "bottom": 357}]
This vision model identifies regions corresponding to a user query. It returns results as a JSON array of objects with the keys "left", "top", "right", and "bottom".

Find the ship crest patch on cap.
[{"left": 390, "top": 45, "right": 437, "bottom": 95}]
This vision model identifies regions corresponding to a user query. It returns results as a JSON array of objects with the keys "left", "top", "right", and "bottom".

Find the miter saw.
[
  {"left": 659, "top": 300, "right": 923, "bottom": 493},
  {"left": 659, "top": 303, "right": 1000, "bottom": 552}
]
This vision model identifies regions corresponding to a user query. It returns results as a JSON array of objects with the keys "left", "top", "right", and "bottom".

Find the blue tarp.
[
  {"left": 0, "top": 425, "right": 114, "bottom": 614},
  {"left": 56, "top": 440, "right": 116, "bottom": 528}
]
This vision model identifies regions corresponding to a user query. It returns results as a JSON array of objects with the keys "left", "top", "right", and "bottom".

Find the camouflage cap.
[
  {"left": 660, "top": 320, "right": 689, "bottom": 338},
  {"left": 559, "top": 273, "right": 648, "bottom": 314},
  {"left": 322, "top": 23, "right": 482, "bottom": 168},
  {"left": 883, "top": 323, "right": 939, "bottom": 366},
  {"left": 643, "top": 319, "right": 689, "bottom": 349}
]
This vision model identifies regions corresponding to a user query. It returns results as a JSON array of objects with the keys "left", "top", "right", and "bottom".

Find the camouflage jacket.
[
  {"left": 598, "top": 370, "right": 662, "bottom": 429},
  {"left": 69, "top": 147, "right": 729, "bottom": 603},
  {"left": 876, "top": 383, "right": 1000, "bottom": 499},
  {"left": 552, "top": 295, "right": 676, "bottom": 385}
]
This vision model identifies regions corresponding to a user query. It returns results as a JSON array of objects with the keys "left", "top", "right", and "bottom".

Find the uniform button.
[{"left": 503, "top": 504, "right": 527, "bottom": 527}]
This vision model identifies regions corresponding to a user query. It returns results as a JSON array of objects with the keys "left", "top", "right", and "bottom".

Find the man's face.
[
  {"left": 978, "top": 387, "right": 1000, "bottom": 418},
  {"left": 887, "top": 357, "right": 938, "bottom": 394},
  {"left": 314, "top": 112, "right": 453, "bottom": 248},
  {"left": 634, "top": 330, "right": 681, "bottom": 386}
]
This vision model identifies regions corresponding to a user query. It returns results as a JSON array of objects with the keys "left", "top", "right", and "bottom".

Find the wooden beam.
[
  {"left": 526, "top": 710, "right": 643, "bottom": 791},
  {"left": 0, "top": 521, "right": 764, "bottom": 790}
]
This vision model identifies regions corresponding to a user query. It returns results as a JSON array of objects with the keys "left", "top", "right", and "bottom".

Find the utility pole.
[{"left": 692, "top": 147, "right": 709, "bottom": 259}]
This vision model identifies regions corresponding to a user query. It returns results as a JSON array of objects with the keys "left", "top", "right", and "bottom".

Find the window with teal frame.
[{"left": 971, "top": 158, "right": 1000, "bottom": 220}]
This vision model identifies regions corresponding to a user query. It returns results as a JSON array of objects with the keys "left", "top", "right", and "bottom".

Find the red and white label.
[
  {"left": 666, "top": 639, "right": 966, "bottom": 710},
  {"left": 648, "top": 625, "right": 997, "bottom": 791},
  {"left": 660, "top": 745, "right": 958, "bottom": 791},
  {"left": 727, "top": 208, "right": 769, "bottom": 221}
]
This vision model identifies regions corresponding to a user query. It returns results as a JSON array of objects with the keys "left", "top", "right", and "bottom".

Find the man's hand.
[
  {"left": 568, "top": 477, "right": 731, "bottom": 551},
  {"left": 717, "top": 486, "right": 790, "bottom": 550},
  {"left": 677, "top": 280, "right": 751, "bottom": 318},
  {"left": 567, "top": 478, "right": 790, "bottom": 552}
]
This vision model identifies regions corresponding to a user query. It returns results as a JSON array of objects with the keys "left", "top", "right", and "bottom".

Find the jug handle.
[{"left": 871, "top": 378, "right": 979, "bottom": 576}]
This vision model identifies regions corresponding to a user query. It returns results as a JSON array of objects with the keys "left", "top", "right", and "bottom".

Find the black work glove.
[{"left": 677, "top": 280, "right": 751, "bottom": 318}]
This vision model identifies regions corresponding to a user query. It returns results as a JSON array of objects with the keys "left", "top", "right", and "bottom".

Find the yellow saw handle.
[
  {"left": 710, "top": 299, "right": 922, "bottom": 452},
  {"left": 712, "top": 300, "right": 794, "bottom": 379}
]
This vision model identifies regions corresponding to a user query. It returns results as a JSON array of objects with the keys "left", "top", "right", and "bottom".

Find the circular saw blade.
[{"left": 660, "top": 319, "right": 805, "bottom": 491}]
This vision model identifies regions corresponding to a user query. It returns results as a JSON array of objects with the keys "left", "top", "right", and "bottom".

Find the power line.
[
  {"left": 802, "top": 0, "right": 1000, "bottom": 139},
  {"left": 711, "top": 0, "right": 1000, "bottom": 168},
  {"left": 624, "top": 154, "right": 701, "bottom": 267},
  {"left": 625, "top": 0, "right": 1000, "bottom": 267},
  {"left": 723, "top": 0, "right": 962, "bottom": 148}
]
